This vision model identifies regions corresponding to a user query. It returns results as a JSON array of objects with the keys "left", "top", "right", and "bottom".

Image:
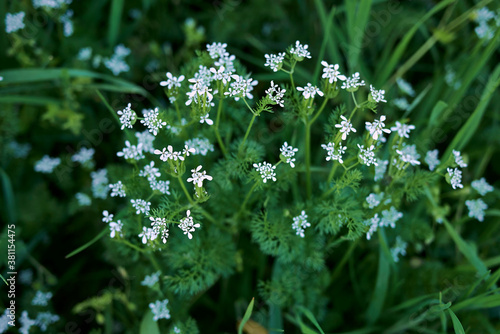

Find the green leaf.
[
  {"left": 344, "top": 0, "right": 373, "bottom": 69},
  {"left": 0, "top": 168, "right": 16, "bottom": 224},
  {"left": 295, "top": 306, "right": 325, "bottom": 334},
  {"left": 139, "top": 310, "right": 160, "bottom": 334},
  {"left": 447, "top": 310, "right": 465, "bottom": 334},
  {"left": 366, "top": 233, "right": 390, "bottom": 324},
  {"left": 108, "top": 0, "right": 124, "bottom": 46},
  {"left": 65, "top": 228, "right": 108, "bottom": 258},
  {"left": 238, "top": 298, "right": 255, "bottom": 334},
  {"left": 427, "top": 100, "right": 448, "bottom": 129}
]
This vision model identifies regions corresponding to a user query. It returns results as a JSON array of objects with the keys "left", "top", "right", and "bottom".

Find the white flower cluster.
[
  {"left": 141, "top": 271, "right": 161, "bottom": 287},
  {"left": 102, "top": 210, "right": 123, "bottom": 238},
  {"left": 322, "top": 142, "right": 346, "bottom": 164},
  {"left": 160, "top": 72, "right": 185, "bottom": 90},
  {"left": 5, "top": 12, "right": 25, "bottom": 33},
  {"left": 394, "top": 144, "right": 421, "bottom": 169},
  {"left": 289, "top": 40, "right": 311, "bottom": 59},
  {"left": 465, "top": 199, "right": 488, "bottom": 222},
  {"left": 253, "top": 162, "right": 277, "bottom": 183},
  {"left": 335, "top": 115, "right": 356, "bottom": 140},
  {"left": 291, "top": 210, "right": 310, "bottom": 238},
  {"left": 321, "top": 61, "right": 346, "bottom": 83},
  {"left": 447, "top": 168, "right": 463, "bottom": 190},
  {"left": 341, "top": 72, "right": 365, "bottom": 91},
  {"left": 131, "top": 199, "right": 151, "bottom": 216},
  {"left": 365, "top": 207, "right": 403, "bottom": 240},
  {"left": 357, "top": 144, "right": 377, "bottom": 166},
  {"left": 7, "top": 140, "right": 32, "bottom": 158},
  {"left": 104, "top": 44, "right": 131, "bottom": 76},
  {"left": 71, "top": 147, "right": 95, "bottom": 166},
  {"left": 35, "top": 312, "right": 60, "bottom": 332},
  {"left": 75, "top": 193, "right": 91, "bottom": 206},
  {"left": 391, "top": 121, "right": 415, "bottom": 139},
  {"left": 109, "top": 181, "right": 126, "bottom": 197},
  {"left": 472, "top": 7, "right": 499, "bottom": 41},
  {"left": 390, "top": 236, "right": 408, "bottom": 262},
  {"left": 452, "top": 150, "right": 467, "bottom": 168},
  {"left": 396, "top": 78, "right": 415, "bottom": 97},
  {"left": 206, "top": 42, "right": 228, "bottom": 59},
  {"left": 135, "top": 130, "right": 155, "bottom": 153},
  {"left": 366, "top": 192, "right": 384, "bottom": 209},
  {"left": 280, "top": 142, "right": 298, "bottom": 168},
  {"left": 424, "top": 149, "right": 440, "bottom": 171},
  {"left": 19, "top": 311, "right": 36, "bottom": 334},
  {"left": 178, "top": 210, "right": 200, "bottom": 239},
  {"left": 374, "top": 160, "right": 389, "bottom": 181},
  {"left": 32, "top": 291, "right": 53, "bottom": 306},
  {"left": 365, "top": 115, "right": 391, "bottom": 141},
  {"left": 91, "top": 169, "right": 109, "bottom": 199},
  {"left": 141, "top": 108, "right": 167, "bottom": 136},
  {"left": 34, "top": 155, "right": 61, "bottom": 173},
  {"left": 117, "top": 140, "right": 145, "bottom": 160},
  {"left": 369, "top": 85, "right": 386, "bottom": 103},
  {"left": 33, "top": 0, "right": 71, "bottom": 9},
  {"left": 264, "top": 53, "right": 285, "bottom": 72},
  {"left": 225, "top": 75, "right": 258, "bottom": 101},
  {"left": 471, "top": 178, "right": 493, "bottom": 196},
  {"left": 149, "top": 299, "right": 171, "bottom": 321},
  {"left": 187, "top": 165, "right": 213, "bottom": 188},
  {"left": 155, "top": 145, "right": 194, "bottom": 162},
  {"left": 266, "top": 81, "right": 286, "bottom": 107},
  {"left": 297, "top": 83, "right": 323, "bottom": 99},
  {"left": 117, "top": 104, "right": 137, "bottom": 130},
  {"left": 184, "top": 137, "right": 214, "bottom": 156}
]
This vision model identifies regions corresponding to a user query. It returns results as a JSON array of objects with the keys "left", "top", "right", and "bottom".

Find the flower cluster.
[
  {"left": 34, "top": 155, "right": 61, "bottom": 173},
  {"left": 253, "top": 162, "right": 277, "bottom": 183},
  {"left": 141, "top": 108, "right": 168, "bottom": 136},
  {"left": 178, "top": 210, "right": 200, "bottom": 239},
  {"left": 322, "top": 142, "right": 346, "bottom": 164},
  {"left": 91, "top": 169, "right": 109, "bottom": 199},
  {"left": 5, "top": 12, "right": 25, "bottom": 33},
  {"left": 117, "top": 104, "right": 137, "bottom": 130},
  {"left": 264, "top": 53, "right": 285, "bottom": 72},
  {"left": 291, "top": 211, "right": 311, "bottom": 238},
  {"left": 280, "top": 142, "right": 298, "bottom": 168},
  {"left": 102, "top": 211, "right": 123, "bottom": 238},
  {"left": 266, "top": 81, "right": 286, "bottom": 107},
  {"left": 149, "top": 299, "right": 171, "bottom": 321}
]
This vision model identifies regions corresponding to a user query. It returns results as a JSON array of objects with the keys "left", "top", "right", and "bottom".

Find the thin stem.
[
  {"left": 177, "top": 175, "right": 194, "bottom": 205},
  {"left": 240, "top": 182, "right": 259, "bottom": 215},
  {"left": 310, "top": 97, "right": 330, "bottom": 126},
  {"left": 174, "top": 100, "right": 182, "bottom": 123},
  {"left": 239, "top": 113, "right": 257, "bottom": 152},
  {"left": 214, "top": 98, "right": 228, "bottom": 156},
  {"left": 305, "top": 122, "right": 312, "bottom": 199}
]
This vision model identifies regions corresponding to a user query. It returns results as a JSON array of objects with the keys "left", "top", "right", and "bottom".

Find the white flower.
[
  {"left": 34, "top": 155, "right": 61, "bottom": 173},
  {"left": 35, "top": 312, "right": 60, "bottom": 331},
  {"left": 186, "top": 79, "right": 214, "bottom": 107},
  {"left": 380, "top": 207, "right": 403, "bottom": 228},
  {"left": 357, "top": 144, "right": 378, "bottom": 166},
  {"left": 200, "top": 113, "right": 214, "bottom": 126},
  {"left": 369, "top": 85, "right": 387, "bottom": 103},
  {"left": 425, "top": 149, "right": 440, "bottom": 171},
  {"left": 33, "top": 0, "right": 71, "bottom": 9},
  {"left": 150, "top": 217, "right": 169, "bottom": 243},
  {"left": 396, "top": 144, "right": 421, "bottom": 167},
  {"left": 60, "top": 10, "right": 74, "bottom": 37},
  {"left": 117, "top": 140, "right": 145, "bottom": 160},
  {"left": 366, "top": 193, "right": 384, "bottom": 209},
  {"left": 109, "top": 181, "right": 126, "bottom": 197},
  {"left": 187, "top": 165, "right": 213, "bottom": 188},
  {"left": 390, "top": 236, "right": 408, "bottom": 262},
  {"left": 391, "top": 121, "right": 415, "bottom": 138},
  {"left": 109, "top": 220, "right": 123, "bottom": 238},
  {"left": 72, "top": 147, "right": 95, "bottom": 165},
  {"left": 321, "top": 61, "right": 346, "bottom": 83},
  {"left": 289, "top": 40, "right": 311, "bottom": 59},
  {"left": 5, "top": 12, "right": 25, "bottom": 33},
  {"left": 138, "top": 226, "right": 157, "bottom": 244},
  {"left": 135, "top": 130, "right": 155, "bottom": 153},
  {"left": 91, "top": 169, "right": 109, "bottom": 199},
  {"left": 19, "top": 311, "right": 36, "bottom": 334},
  {"left": 184, "top": 137, "right": 214, "bottom": 156},
  {"left": 102, "top": 210, "right": 114, "bottom": 223},
  {"left": 150, "top": 179, "right": 171, "bottom": 195},
  {"left": 7, "top": 140, "right": 31, "bottom": 158},
  {"left": 396, "top": 78, "right": 415, "bottom": 96},
  {"left": 280, "top": 142, "right": 298, "bottom": 168},
  {"left": 149, "top": 299, "right": 171, "bottom": 321},
  {"left": 296, "top": 83, "right": 323, "bottom": 99},
  {"left": 224, "top": 75, "right": 258, "bottom": 100},
  {"left": 155, "top": 146, "right": 173, "bottom": 161},
  {"left": 341, "top": 72, "right": 365, "bottom": 91},
  {"left": 206, "top": 42, "right": 229, "bottom": 59},
  {"left": 32, "top": 291, "right": 53, "bottom": 306},
  {"left": 75, "top": 193, "right": 91, "bottom": 206},
  {"left": 335, "top": 115, "right": 357, "bottom": 140},
  {"left": 374, "top": 160, "right": 389, "bottom": 181},
  {"left": 141, "top": 271, "right": 161, "bottom": 287},
  {"left": 447, "top": 168, "right": 463, "bottom": 189},
  {"left": 139, "top": 161, "right": 161, "bottom": 181},
  {"left": 210, "top": 66, "right": 232, "bottom": 85},
  {"left": 321, "top": 142, "right": 346, "bottom": 164},
  {"left": 473, "top": 7, "right": 496, "bottom": 23},
  {"left": 117, "top": 103, "right": 137, "bottom": 130},
  {"left": 453, "top": 150, "right": 468, "bottom": 168},
  {"left": 265, "top": 81, "right": 286, "bottom": 107},
  {"left": 104, "top": 54, "right": 130, "bottom": 76},
  {"left": 291, "top": 210, "right": 310, "bottom": 238},
  {"left": 140, "top": 108, "right": 167, "bottom": 136},
  {"left": 465, "top": 199, "right": 488, "bottom": 222},
  {"left": 253, "top": 162, "right": 277, "bottom": 183},
  {"left": 471, "top": 178, "right": 493, "bottom": 196},
  {"left": 365, "top": 115, "right": 391, "bottom": 140},
  {"left": 131, "top": 199, "right": 151, "bottom": 215},
  {"left": 179, "top": 210, "right": 200, "bottom": 239},
  {"left": 365, "top": 214, "right": 380, "bottom": 240},
  {"left": 264, "top": 53, "right": 285, "bottom": 72},
  {"left": 393, "top": 97, "right": 410, "bottom": 110},
  {"left": 160, "top": 72, "right": 185, "bottom": 89}
]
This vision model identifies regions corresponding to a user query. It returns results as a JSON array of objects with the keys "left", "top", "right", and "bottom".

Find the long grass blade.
[{"left": 65, "top": 228, "right": 108, "bottom": 258}]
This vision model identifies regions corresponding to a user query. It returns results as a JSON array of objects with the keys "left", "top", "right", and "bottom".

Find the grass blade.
[
  {"left": 238, "top": 297, "right": 255, "bottom": 334},
  {"left": 366, "top": 232, "right": 390, "bottom": 324},
  {"left": 65, "top": 228, "right": 108, "bottom": 258},
  {"left": 108, "top": 0, "right": 124, "bottom": 46},
  {"left": 0, "top": 168, "right": 16, "bottom": 224},
  {"left": 139, "top": 310, "right": 160, "bottom": 334},
  {"left": 313, "top": 5, "right": 337, "bottom": 84},
  {"left": 295, "top": 306, "right": 325, "bottom": 334}
]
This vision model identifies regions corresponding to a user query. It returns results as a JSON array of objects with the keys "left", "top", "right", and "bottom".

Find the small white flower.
[
  {"left": 425, "top": 149, "right": 440, "bottom": 171},
  {"left": 453, "top": 150, "right": 468, "bottom": 168},
  {"left": 390, "top": 236, "right": 408, "bottom": 263},
  {"left": 34, "top": 155, "right": 61, "bottom": 173},
  {"left": 366, "top": 193, "right": 384, "bottom": 209},
  {"left": 75, "top": 193, "right": 92, "bottom": 206},
  {"left": 109, "top": 181, "right": 126, "bottom": 197},
  {"left": 465, "top": 199, "right": 488, "bottom": 222},
  {"left": 150, "top": 179, "right": 171, "bottom": 195},
  {"left": 141, "top": 271, "right": 161, "bottom": 287},
  {"left": 149, "top": 299, "right": 171, "bottom": 321},
  {"left": 393, "top": 97, "right": 410, "bottom": 110},
  {"left": 178, "top": 210, "right": 200, "bottom": 239},
  {"left": 357, "top": 144, "right": 378, "bottom": 166},
  {"left": 224, "top": 75, "right": 258, "bottom": 100},
  {"left": 374, "top": 160, "right": 389, "bottom": 181},
  {"left": 160, "top": 72, "right": 185, "bottom": 90},
  {"left": 396, "top": 78, "right": 415, "bottom": 97},
  {"left": 321, "top": 142, "right": 346, "bottom": 164},
  {"left": 184, "top": 137, "right": 214, "bottom": 156},
  {"left": 131, "top": 199, "right": 151, "bottom": 215},
  {"left": 289, "top": 40, "right": 311, "bottom": 59},
  {"left": 365, "top": 115, "right": 391, "bottom": 140},
  {"left": 117, "top": 140, "right": 145, "bottom": 160},
  {"left": 139, "top": 161, "right": 161, "bottom": 182},
  {"left": 140, "top": 108, "right": 167, "bottom": 136},
  {"left": 155, "top": 146, "right": 173, "bottom": 161},
  {"left": 210, "top": 66, "right": 232, "bottom": 85},
  {"left": 321, "top": 61, "right": 346, "bottom": 83},
  {"left": 264, "top": 53, "right": 285, "bottom": 72},
  {"left": 370, "top": 85, "right": 387, "bottom": 103},
  {"left": 341, "top": 72, "right": 365, "bottom": 91},
  {"left": 19, "top": 311, "right": 36, "bottom": 334},
  {"left": 391, "top": 121, "right": 415, "bottom": 138},
  {"left": 280, "top": 142, "right": 298, "bottom": 168},
  {"left": 291, "top": 210, "right": 310, "bottom": 238},
  {"left": 91, "top": 169, "right": 109, "bottom": 199},
  {"left": 266, "top": 81, "right": 286, "bottom": 107},
  {"left": 206, "top": 42, "right": 229, "bottom": 59},
  {"left": 32, "top": 291, "right": 53, "bottom": 306},
  {"left": 5, "top": 12, "right": 25, "bottom": 33},
  {"left": 35, "top": 311, "right": 60, "bottom": 331},
  {"left": 335, "top": 115, "right": 357, "bottom": 140},
  {"left": 395, "top": 144, "right": 421, "bottom": 167},
  {"left": 447, "top": 168, "right": 463, "bottom": 189},
  {"left": 138, "top": 226, "right": 157, "bottom": 244},
  {"left": 200, "top": 113, "right": 214, "bottom": 126},
  {"left": 253, "top": 162, "right": 277, "bottom": 183},
  {"left": 296, "top": 83, "right": 323, "bottom": 99},
  {"left": 380, "top": 206, "right": 403, "bottom": 228},
  {"left": 135, "top": 130, "right": 155, "bottom": 153},
  {"left": 150, "top": 217, "right": 169, "bottom": 243},
  {"left": 77, "top": 47, "right": 92, "bottom": 61},
  {"left": 104, "top": 54, "right": 130, "bottom": 76},
  {"left": 109, "top": 220, "right": 123, "bottom": 238},
  {"left": 471, "top": 178, "right": 493, "bottom": 196},
  {"left": 102, "top": 210, "right": 114, "bottom": 223},
  {"left": 187, "top": 165, "right": 213, "bottom": 188},
  {"left": 117, "top": 103, "right": 137, "bottom": 130}
]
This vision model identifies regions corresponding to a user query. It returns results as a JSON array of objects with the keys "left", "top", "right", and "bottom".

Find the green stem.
[
  {"left": 305, "top": 122, "right": 312, "bottom": 199},
  {"left": 177, "top": 175, "right": 194, "bottom": 205},
  {"left": 310, "top": 97, "right": 330, "bottom": 126},
  {"left": 118, "top": 239, "right": 146, "bottom": 253},
  {"left": 215, "top": 98, "right": 228, "bottom": 156},
  {"left": 240, "top": 182, "right": 259, "bottom": 215},
  {"left": 174, "top": 100, "right": 182, "bottom": 123},
  {"left": 239, "top": 113, "right": 257, "bottom": 152}
]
